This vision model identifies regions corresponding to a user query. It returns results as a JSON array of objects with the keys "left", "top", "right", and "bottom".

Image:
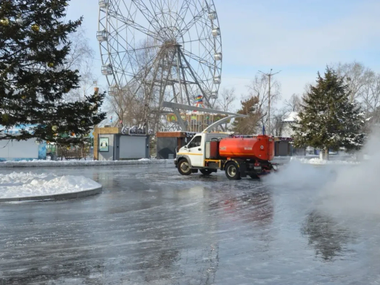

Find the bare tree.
[
  {"left": 335, "top": 62, "right": 380, "bottom": 124},
  {"left": 214, "top": 87, "right": 236, "bottom": 131},
  {"left": 284, "top": 94, "right": 302, "bottom": 112},
  {"left": 246, "top": 72, "right": 281, "bottom": 135},
  {"left": 216, "top": 87, "right": 236, "bottom": 112},
  {"left": 107, "top": 83, "right": 146, "bottom": 127},
  {"left": 271, "top": 107, "right": 289, "bottom": 137},
  {"left": 62, "top": 27, "right": 97, "bottom": 102},
  {"left": 361, "top": 74, "right": 380, "bottom": 114},
  {"left": 335, "top": 62, "right": 375, "bottom": 102}
]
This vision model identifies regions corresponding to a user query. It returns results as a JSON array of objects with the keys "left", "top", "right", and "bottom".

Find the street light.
[{"left": 258, "top": 69, "right": 281, "bottom": 136}]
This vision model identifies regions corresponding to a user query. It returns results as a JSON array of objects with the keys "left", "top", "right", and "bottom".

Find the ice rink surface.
[{"left": 0, "top": 163, "right": 379, "bottom": 285}]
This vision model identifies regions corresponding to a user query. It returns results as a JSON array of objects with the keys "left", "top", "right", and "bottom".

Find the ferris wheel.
[{"left": 97, "top": 0, "right": 222, "bottom": 111}]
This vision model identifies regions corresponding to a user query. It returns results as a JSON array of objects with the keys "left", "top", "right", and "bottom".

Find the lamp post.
[{"left": 258, "top": 69, "right": 281, "bottom": 136}]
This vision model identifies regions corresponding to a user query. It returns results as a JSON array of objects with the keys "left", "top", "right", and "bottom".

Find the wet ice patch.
[{"left": 0, "top": 172, "right": 101, "bottom": 199}]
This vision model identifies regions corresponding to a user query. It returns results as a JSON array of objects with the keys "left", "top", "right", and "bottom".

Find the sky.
[{"left": 65, "top": 0, "right": 380, "bottom": 112}]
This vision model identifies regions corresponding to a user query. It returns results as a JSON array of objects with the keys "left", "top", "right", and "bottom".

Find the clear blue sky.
[{"left": 65, "top": 0, "right": 380, "bottom": 111}]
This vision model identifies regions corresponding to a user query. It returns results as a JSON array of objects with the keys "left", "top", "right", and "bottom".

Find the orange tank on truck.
[{"left": 212, "top": 135, "right": 274, "bottom": 161}]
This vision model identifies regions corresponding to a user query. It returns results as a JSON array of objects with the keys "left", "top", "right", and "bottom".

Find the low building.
[
  {"left": 0, "top": 125, "right": 46, "bottom": 161},
  {"left": 0, "top": 139, "right": 46, "bottom": 161},
  {"left": 156, "top": 131, "right": 197, "bottom": 159},
  {"left": 273, "top": 111, "right": 306, "bottom": 156},
  {"left": 93, "top": 126, "right": 150, "bottom": 160}
]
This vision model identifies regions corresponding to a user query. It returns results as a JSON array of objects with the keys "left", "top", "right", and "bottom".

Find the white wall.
[
  {"left": 0, "top": 139, "right": 39, "bottom": 160},
  {"left": 281, "top": 122, "right": 295, "bottom": 138}
]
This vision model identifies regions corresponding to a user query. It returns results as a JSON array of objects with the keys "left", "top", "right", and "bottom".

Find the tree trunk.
[{"left": 319, "top": 148, "right": 329, "bottom": 160}]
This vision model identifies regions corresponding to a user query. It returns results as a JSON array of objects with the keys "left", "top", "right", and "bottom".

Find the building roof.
[{"left": 283, "top": 111, "right": 299, "bottom": 122}]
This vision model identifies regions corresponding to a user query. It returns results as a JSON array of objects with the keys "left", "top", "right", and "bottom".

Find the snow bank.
[
  {"left": 0, "top": 158, "right": 172, "bottom": 168},
  {"left": 0, "top": 172, "right": 101, "bottom": 199},
  {"left": 290, "top": 156, "right": 360, "bottom": 165}
]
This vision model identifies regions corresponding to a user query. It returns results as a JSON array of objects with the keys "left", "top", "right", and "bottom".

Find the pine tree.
[
  {"left": 0, "top": 0, "right": 106, "bottom": 145},
  {"left": 232, "top": 96, "right": 262, "bottom": 134},
  {"left": 292, "top": 67, "right": 364, "bottom": 155}
]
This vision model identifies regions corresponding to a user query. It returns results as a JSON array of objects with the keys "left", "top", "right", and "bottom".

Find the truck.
[{"left": 174, "top": 132, "right": 276, "bottom": 180}]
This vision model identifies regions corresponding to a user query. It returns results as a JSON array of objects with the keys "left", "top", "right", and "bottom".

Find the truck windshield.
[{"left": 188, "top": 136, "right": 201, "bottom": 148}]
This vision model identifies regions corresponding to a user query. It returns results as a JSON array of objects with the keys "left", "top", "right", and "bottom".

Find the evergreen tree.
[
  {"left": 292, "top": 67, "right": 364, "bottom": 155},
  {"left": 0, "top": 0, "right": 106, "bottom": 144},
  {"left": 232, "top": 96, "right": 262, "bottom": 134}
]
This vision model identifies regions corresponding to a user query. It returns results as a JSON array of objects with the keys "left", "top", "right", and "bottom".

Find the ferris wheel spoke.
[
  {"left": 108, "top": 27, "right": 160, "bottom": 77},
  {"left": 107, "top": 10, "right": 159, "bottom": 41},
  {"left": 149, "top": 0, "right": 171, "bottom": 28},
  {"left": 115, "top": 42, "right": 160, "bottom": 58},
  {"left": 179, "top": 6, "right": 207, "bottom": 36},
  {"left": 132, "top": 0, "right": 166, "bottom": 36},
  {"left": 181, "top": 0, "right": 209, "bottom": 33},
  {"left": 183, "top": 48, "right": 220, "bottom": 96},
  {"left": 181, "top": 37, "right": 211, "bottom": 45},
  {"left": 174, "top": 0, "right": 191, "bottom": 30},
  {"left": 107, "top": 37, "right": 139, "bottom": 76},
  {"left": 129, "top": 48, "right": 165, "bottom": 96},
  {"left": 182, "top": 50, "right": 214, "bottom": 71}
]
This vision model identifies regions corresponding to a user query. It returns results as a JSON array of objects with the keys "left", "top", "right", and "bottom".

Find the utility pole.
[{"left": 258, "top": 69, "right": 281, "bottom": 136}]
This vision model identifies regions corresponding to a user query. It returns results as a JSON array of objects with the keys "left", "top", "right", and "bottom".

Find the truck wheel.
[
  {"left": 200, "top": 169, "right": 212, "bottom": 176},
  {"left": 178, "top": 159, "right": 192, "bottom": 175},
  {"left": 225, "top": 162, "right": 241, "bottom": 180}
]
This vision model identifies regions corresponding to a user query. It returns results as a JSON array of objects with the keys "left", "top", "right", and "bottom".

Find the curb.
[
  {"left": 0, "top": 159, "right": 172, "bottom": 168},
  {"left": 0, "top": 186, "right": 102, "bottom": 202}
]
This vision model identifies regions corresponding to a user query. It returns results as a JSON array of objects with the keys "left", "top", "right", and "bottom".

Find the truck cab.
[{"left": 175, "top": 132, "right": 229, "bottom": 175}]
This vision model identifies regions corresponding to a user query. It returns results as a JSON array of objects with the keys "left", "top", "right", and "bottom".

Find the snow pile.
[
  {"left": 0, "top": 172, "right": 101, "bottom": 199},
  {"left": 291, "top": 157, "right": 360, "bottom": 165}
]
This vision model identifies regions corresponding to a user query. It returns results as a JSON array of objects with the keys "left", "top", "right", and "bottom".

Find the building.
[
  {"left": 93, "top": 126, "right": 150, "bottom": 160},
  {"left": 281, "top": 111, "right": 299, "bottom": 138},
  {"left": 273, "top": 111, "right": 306, "bottom": 156}
]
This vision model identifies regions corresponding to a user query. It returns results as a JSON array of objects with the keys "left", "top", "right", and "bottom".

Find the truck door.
[{"left": 186, "top": 135, "right": 204, "bottom": 167}]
